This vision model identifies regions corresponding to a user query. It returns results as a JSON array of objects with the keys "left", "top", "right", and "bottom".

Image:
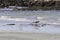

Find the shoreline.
[{"left": 0, "top": 6, "right": 60, "bottom": 11}]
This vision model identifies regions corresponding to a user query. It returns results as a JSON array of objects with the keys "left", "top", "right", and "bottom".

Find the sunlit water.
[{"left": 0, "top": 10, "right": 60, "bottom": 34}]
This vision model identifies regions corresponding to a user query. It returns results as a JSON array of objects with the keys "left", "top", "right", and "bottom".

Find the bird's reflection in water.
[{"left": 31, "top": 21, "right": 47, "bottom": 29}]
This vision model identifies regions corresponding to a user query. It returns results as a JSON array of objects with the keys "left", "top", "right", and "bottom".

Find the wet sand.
[{"left": 0, "top": 32, "right": 60, "bottom": 40}]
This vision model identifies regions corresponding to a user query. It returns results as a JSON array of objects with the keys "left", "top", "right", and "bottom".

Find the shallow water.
[
  {"left": 0, "top": 10, "right": 60, "bottom": 23},
  {"left": 0, "top": 10, "right": 60, "bottom": 18},
  {"left": 0, "top": 10, "right": 60, "bottom": 34}
]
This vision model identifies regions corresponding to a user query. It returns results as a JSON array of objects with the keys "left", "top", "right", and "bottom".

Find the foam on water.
[{"left": 0, "top": 16, "right": 31, "bottom": 22}]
